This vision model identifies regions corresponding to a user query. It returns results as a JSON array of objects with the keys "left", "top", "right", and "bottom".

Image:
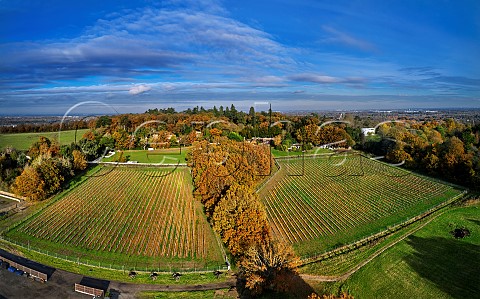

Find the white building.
[{"left": 361, "top": 128, "right": 376, "bottom": 136}]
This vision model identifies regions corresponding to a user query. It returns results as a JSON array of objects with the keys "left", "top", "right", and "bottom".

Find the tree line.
[
  {"left": 188, "top": 138, "right": 300, "bottom": 297},
  {"left": 3, "top": 107, "right": 478, "bottom": 197},
  {"left": 363, "top": 118, "right": 480, "bottom": 190},
  {"left": 1, "top": 137, "right": 88, "bottom": 201}
]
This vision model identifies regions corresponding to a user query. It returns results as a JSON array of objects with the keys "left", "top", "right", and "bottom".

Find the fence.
[
  {"left": 0, "top": 236, "right": 227, "bottom": 274},
  {"left": 0, "top": 191, "right": 26, "bottom": 202},
  {"left": 299, "top": 190, "right": 467, "bottom": 265},
  {"left": 96, "top": 161, "right": 188, "bottom": 167},
  {"left": 75, "top": 283, "right": 104, "bottom": 297},
  {"left": 256, "top": 159, "right": 281, "bottom": 192}
]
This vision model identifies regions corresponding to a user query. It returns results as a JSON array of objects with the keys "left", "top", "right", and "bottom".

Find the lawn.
[
  {"left": 138, "top": 289, "right": 237, "bottom": 299},
  {"left": 0, "top": 129, "right": 89, "bottom": 150},
  {"left": 103, "top": 148, "right": 189, "bottom": 163},
  {"left": 271, "top": 147, "right": 331, "bottom": 158},
  {"left": 339, "top": 204, "right": 480, "bottom": 298}
]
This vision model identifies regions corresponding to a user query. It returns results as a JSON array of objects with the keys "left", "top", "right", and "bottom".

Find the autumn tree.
[
  {"left": 36, "top": 158, "right": 64, "bottom": 196},
  {"left": 12, "top": 166, "right": 46, "bottom": 201},
  {"left": 316, "top": 126, "right": 355, "bottom": 147},
  {"left": 183, "top": 130, "right": 197, "bottom": 145},
  {"left": 213, "top": 183, "right": 271, "bottom": 256},
  {"left": 28, "top": 136, "right": 59, "bottom": 159},
  {"left": 112, "top": 129, "right": 131, "bottom": 150},
  {"left": 82, "top": 130, "right": 97, "bottom": 141},
  {"left": 386, "top": 144, "right": 412, "bottom": 165},
  {"left": 189, "top": 139, "right": 271, "bottom": 216},
  {"left": 238, "top": 241, "right": 300, "bottom": 296},
  {"left": 209, "top": 128, "right": 223, "bottom": 139},
  {"left": 72, "top": 150, "right": 88, "bottom": 170}
]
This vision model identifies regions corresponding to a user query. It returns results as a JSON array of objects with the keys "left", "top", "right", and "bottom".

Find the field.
[
  {"left": 258, "top": 154, "right": 464, "bottom": 256},
  {"left": 339, "top": 204, "right": 480, "bottom": 298},
  {"left": 103, "top": 148, "right": 188, "bottom": 163},
  {"left": 5, "top": 166, "right": 224, "bottom": 270},
  {"left": 271, "top": 147, "right": 331, "bottom": 158},
  {"left": 0, "top": 129, "right": 89, "bottom": 150}
]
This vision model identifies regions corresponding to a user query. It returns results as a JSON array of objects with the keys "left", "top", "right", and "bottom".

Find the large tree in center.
[
  {"left": 212, "top": 183, "right": 270, "bottom": 256},
  {"left": 238, "top": 241, "right": 300, "bottom": 296}
]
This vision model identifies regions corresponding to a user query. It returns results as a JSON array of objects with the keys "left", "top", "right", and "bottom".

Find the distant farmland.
[
  {"left": 258, "top": 154, "right": 464, "bottom": 256},
  {"left": 6, "top": 166, "right": 224, "bottom": 270},
  {"left": 0, "top": 129, "right": 88, "bottom": 150}
]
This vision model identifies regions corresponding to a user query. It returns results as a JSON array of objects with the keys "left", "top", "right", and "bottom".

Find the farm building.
[{"left": 0, "top": 249, "right": 54, "bottom": 282}]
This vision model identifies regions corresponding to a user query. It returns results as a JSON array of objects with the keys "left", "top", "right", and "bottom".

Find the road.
[{"left": 0, "top": 249, "right": 236, "bottom": 299}]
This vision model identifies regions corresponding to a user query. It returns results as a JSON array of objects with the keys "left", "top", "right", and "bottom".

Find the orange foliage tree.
[
  {"left": 188, "top": 139, "right": 271, "bottom": 217},
  {"left": 213, "top": 183, "right": 271, "bottom": 256},
  {"left": 12, "top": 166, "right": 46, "bottom": 201}
]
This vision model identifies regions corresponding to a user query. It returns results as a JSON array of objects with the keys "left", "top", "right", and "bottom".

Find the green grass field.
[
  {"left": 271, "top": 147, "right": 331, "bottom": 158},
  {"left": 138, "top": 289, "right": 237, "bottom": 299},
  {"left": 338, "top": 204, "right": 480, "bottom": 298},
  {"left": 0, "top": 129, "right": 89, "bottom": 150},
  {"left": 5, "top": 166, "right": 224, "bottom": 271},
  {"left": 259, "top": 154, "right": 464, "bottom": 256},
  {"left": 103, "top": 148, "right": 189, "bottom": 163}
]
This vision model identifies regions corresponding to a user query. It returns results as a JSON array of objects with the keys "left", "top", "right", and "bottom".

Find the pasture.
[
  {"left": 340, "top": 204, "right": 480, "bottom": 298},
  {"left": 0, "top": 129, "right": 89, "bottom": 150}
]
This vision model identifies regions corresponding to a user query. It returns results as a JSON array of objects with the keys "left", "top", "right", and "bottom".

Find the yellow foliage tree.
[
  {"left": 12, "top": 166, "right": 46, "bottom": 201},
  {"left": 72, "top": 150, "right": 87, "bottom": 170}
]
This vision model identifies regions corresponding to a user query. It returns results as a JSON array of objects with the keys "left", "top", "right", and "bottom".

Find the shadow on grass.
[
  {"left": 467, "top": 218, "right": 480, "bottom": 227},
  {"left": 237, "top": 273, "right": 314, "bottom": 299},
  {"left": 404, "top": 235, "right": 480, "bottom": 299}
]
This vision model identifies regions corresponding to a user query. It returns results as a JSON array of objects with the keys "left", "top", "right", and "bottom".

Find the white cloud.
[{"left": 129, "top": 84, "right": 152, "bottom": 95}]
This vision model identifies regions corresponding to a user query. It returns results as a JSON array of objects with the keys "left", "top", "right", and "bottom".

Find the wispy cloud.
[
  {"left": 0, "top": 0, "right": 478, "bottom": 113},
  {"left": 0, "top": 2, "right": 294, "bottom": 90},
  {"left": 289, "top": 73, "right": 366, "bottom": 85},
  {"left": 321, "top": 25, "right": 377, "bottom": 53}
]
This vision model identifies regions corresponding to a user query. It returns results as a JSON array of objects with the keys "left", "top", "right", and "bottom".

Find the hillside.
[{"left": 258, "top": 154, "right": 464, "bottom": 257}]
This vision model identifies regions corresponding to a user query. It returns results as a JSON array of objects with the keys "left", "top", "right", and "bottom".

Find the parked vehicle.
[
  {"left": 14, "top": 269, "right": 24, "bottom": 276},
  {"left": 7, "top": 266, "right": 16, "bottom": 273}
]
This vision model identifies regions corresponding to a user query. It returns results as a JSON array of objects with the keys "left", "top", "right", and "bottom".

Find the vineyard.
[
  {"left": 258, "top": 154, "right": 464, "bottom": 256},
  {"left": 5, "top": 166, "right": 224, "bottom": 269}
]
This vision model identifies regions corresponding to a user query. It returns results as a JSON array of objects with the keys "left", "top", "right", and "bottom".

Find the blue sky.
[{"left": 1, "top": 0, "right": 479, "bottom": 115}]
